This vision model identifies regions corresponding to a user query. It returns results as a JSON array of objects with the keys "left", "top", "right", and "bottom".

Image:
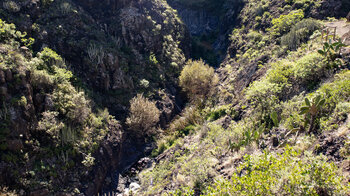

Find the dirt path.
[{"left": 325, "top": 20, "right": 350, "bottom": 44}]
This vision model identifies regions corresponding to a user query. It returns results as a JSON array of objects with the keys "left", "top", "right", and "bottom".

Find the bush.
[
  {"left": 206, "top": 147, "right": 349, "bottom": 195},
  {"left": 168, "top": 106, "right": 202, "bottom": 135},
  {"left": 271, "top": 9, "right": 304, "bottom": 36},
  {"left": 52, "top": 83, "right": 90, "bottom": 125},
  {"left": 179, "top": 59, "right": 218, "bottom": 101},
  {"left": 37, "top": 47, "right": 65, "bottom": 72},
  {"left": 126, "top": 94, "right": 160, "bottom": 136},
  {"left": 281, "top": 18, "right": 321, "bottom": 50}
]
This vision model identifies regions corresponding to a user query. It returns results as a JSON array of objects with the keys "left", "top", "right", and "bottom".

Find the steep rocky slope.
[
  {"left": 0, "top": 19, "right": 123, "bottom": 195},
  {"left": 1, "top": 0, "right": 350, "bottom": 195},
  {"left": 134, "top": 0, "right": 350, "bottom": 195},
  {"left": 167, "top": 0, "right": 243, "bottom": 66},
  {"left": 1, "top": 0, "right": 190, "bottom": 120},
  {"left": 0, "top": 0, "right": 191, "bottom": 195}
]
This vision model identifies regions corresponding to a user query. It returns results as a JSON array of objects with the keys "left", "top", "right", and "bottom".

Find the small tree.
[
  {"left": 179, "top": 59, "right": 218, "bottom": 101},
  {"left": 126, "top": 94, "right": 160, "bottom": 136}
]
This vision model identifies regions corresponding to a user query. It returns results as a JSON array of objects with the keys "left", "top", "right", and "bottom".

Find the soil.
[{"left": 325, "top": 20, "right": 350, "bottom": 44}]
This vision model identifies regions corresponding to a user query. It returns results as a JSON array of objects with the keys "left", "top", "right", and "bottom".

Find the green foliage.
[
  {"left": 290, "top": 52, "right": 325, "bottom": 88},
  {"left": 141, "top": 123, "right": 225, "bottom": 195},
  {"left": 206, "top": 147, "right": 349, "bottom": 195},
  {"left": 37, "top": 111, "right": 65, "bottom": 143},
  {"left": 149, "top": 53, "right": 159, "bottom": 66},
  {"left": 169, "top": 106, "right": 203, "bottom": 138},
  {"left": 228, "top": 122, "right": 265, "bottom": 152},
  {"left": 37, "top": 47, "right": 65, "bottom": 72},
  {"left": 317, "top": 41, "right": 346, "bottom": 68},
  {"left": 270, "top": 111, "right": 279, "bottom": 127},
  {"left": 281, "top": 18, "right": 321, "bottom": 50},
  {"left": 0, "top": 19, "right": 23, "bottom": 42},
  {"left": 299, "top": 95, "right": 325, "bottom": 133},
  {"left": 179, "top": 59, "right": 218, "bottom": 101},
  {"left": 0, "top": 17, "right": 120, "bottom": 193},
  {"left": 321, "top": 102, "right": 350, "bottom": 131},
  {"left": 0, "top": 19, "right": 34, "bottom": 47},
  {"left": 205, "top": 104, "right": 235, "bottom": 122},
  {"left": 271, "top": 10, "right": 304, "bottom": 36},
  {"left": 81, "top": 153, "right": 95, "bottom": 168},
  {"left": 282, "top": 70, "right": 350, "bottom": 131},
  {"left": 52, "top": 83, "right": 90, "bottom": 125},
  {"left": 317, "top": 70, "right": 350, "bottom": 130},
  {"left": 246, "top": 79, "right": 282, "bottom": 123},
  {"left": 126, "top": 94, "right": 160, "bottom": 136}
]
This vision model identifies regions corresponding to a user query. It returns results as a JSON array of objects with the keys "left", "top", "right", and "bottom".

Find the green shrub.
[
  {"left": 30, "top": 69, "right": 54, "bottom": 89},
  {"left": 228, "top": 123, "right": 265, "bottom": 152},
  {"left": 52, "top": 83, "right": 91, "bottom": 125},
  {"left": 317, "top": 41, "right": 346, "bottom": 68},
  {"left": 271, "top": 9, "right": 304, "bottom": 36},
  {"left": 281, "top": 18, "right": 321, "bottom": 50},
  {"left": 126, "top": 94, "right": 160, "bottom": 136},
  {"left": 299, "top": 95, "right": 325, "bottom": 133},
  {"left": 292, "top": 52, "right": 325, "bottom": 85},
  {"left": 318, "top": 70, "right": 350, "bottom": 114},
  {"left": 205, "top": 104, "right": 236, "bottom": 122},
  {"left": 245, "top": 79, "right": 282, "bottom": 122},
  {"left": 206, "top": 147, "right": 349, "bottom": 195},
  {"left": 321, "top": 102, "right": 350, "bottom": 131},
  {"left": 37, "top": 111, "right": 65, "bottom": 143},
  {"left": 0, "top": 19, "right": 23, "bottom": 42},
  {"left": 168, "top": 106, "right": 203, "bottom": 138},
  {"left": 37, "top": 47, "right": 65, "bottom": 72},
  {"left": 179, "top": 59, "right": 218, "bottom": 101}
]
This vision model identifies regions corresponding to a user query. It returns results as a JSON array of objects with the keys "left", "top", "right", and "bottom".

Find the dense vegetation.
[
  {"left": 0, "top": 18, "right": 121, "bottom": 193},
  {"left": 137, "top": 0, "right": 350, "bottom": 195},
  {"left": 0, "top": 0, "right": 349, "bottom": 195}
]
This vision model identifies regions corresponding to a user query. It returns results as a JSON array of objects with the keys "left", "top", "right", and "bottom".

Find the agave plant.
[{"left": 299, "top": 95, "right": 325, "bottom": 133}]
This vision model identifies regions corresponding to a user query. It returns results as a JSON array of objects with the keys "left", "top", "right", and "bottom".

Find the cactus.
[
  {"left": 299, "top": 95, "right": 325, "bottom": 133},
  {"left": 317, "top": 41, "right": 346, "bottom": 68}
]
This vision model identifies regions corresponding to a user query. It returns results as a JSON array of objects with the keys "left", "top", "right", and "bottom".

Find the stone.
[
  {"left": 347, "top": 12, "right": 350, "bottom": 22},
  {"left": 129, "top": 182, "right": 141, "bottom": 192}
]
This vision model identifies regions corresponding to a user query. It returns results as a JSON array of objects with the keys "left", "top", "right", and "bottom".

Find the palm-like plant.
[
  {"left": 299, "top": 95, "right": 325, "bottom": 133},
  {"left": 317, "top": 41, "right": 346, "bottom": 68}
]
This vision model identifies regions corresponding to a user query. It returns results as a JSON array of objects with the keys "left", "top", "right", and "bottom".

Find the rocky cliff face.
[
  {"left": 167, "top": 0, "right": 243, "bottom": 65},
  {"left": 0, "top": 0, "right": 191, "bottom": 194},
  {"left": 1, "top": 0, "right": 190, "bottom": 119}
]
